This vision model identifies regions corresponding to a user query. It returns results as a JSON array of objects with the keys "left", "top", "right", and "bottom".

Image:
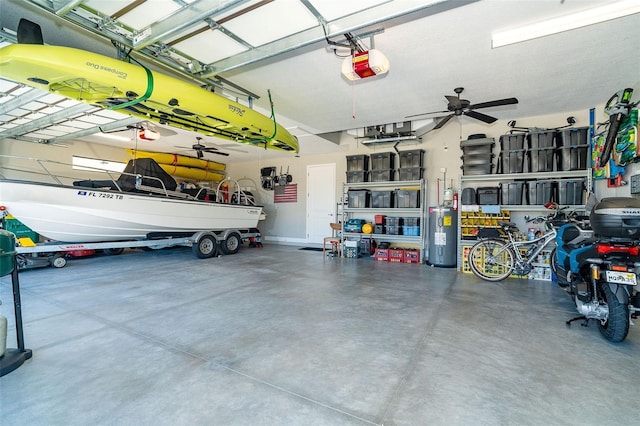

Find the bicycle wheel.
[{"left": 468, "top": 238, "right": 515, "bottom": 281}]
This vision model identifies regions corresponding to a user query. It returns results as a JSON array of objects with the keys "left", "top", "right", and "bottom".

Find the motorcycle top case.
[{"left": 590, "top": 197, "right": 640, "bottom": 238}]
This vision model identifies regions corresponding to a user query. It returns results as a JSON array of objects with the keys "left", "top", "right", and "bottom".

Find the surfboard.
[
  {"left": 0, "top": 44, "right": 299, "bottom": 153},
  {"left": 126, "top": 149, "right": 226, "bottom": 171}
]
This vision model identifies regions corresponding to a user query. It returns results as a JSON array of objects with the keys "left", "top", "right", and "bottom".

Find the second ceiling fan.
[{"left": 406, "top": 87, "right": 518, "bottom": 130}]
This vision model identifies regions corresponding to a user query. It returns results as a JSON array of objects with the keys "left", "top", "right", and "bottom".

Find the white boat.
[{"left": 0, "top": 157, "right": 263, "bottom": 243}]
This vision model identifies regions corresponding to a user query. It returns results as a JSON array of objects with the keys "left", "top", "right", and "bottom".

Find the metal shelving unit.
[
  {"left": 342, "top": 179, "right": 427, "bottom": 261},
  {"left": 457, "top": 169, "right": 591, "bottom": 270}
]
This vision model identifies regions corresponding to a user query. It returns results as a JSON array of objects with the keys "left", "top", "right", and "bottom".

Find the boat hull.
[{"left": 0, "top": 180, "right": 263, "bottom": 243}]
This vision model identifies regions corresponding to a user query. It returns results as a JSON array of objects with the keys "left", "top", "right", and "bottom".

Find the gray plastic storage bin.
[
  {"left": 557, "top": 127, "right": 589, "bottom": 147},
  {"left": 500, "top": 182, "right": 526, "bottom": 205},
  {"left": 398, "top": 149, "right": 425, "bottom": 168},
  {"left": 347, "top": 190, "right": 370, "bottom": 208},
  {"left": 397, "top": 167, "right": 423, "bottom": 181},
  {"left": 528, "top": 147, "right": 556, "bottom": 172},
  {"left": 461, "top": 164, "right": 494, "bottom": 175},
  {"left": 370, "top": 190, "right": 394, "bottom": 208},
  {"left": 528, "top": 180, "right": 555, "bottom": 205},
  {"left": 370, "top": 152, "right": 395, "bottom": 170},
  {"left": 557, "top": 179, "right": 585, "bottom": 205},
  {"left": 460, "top": 137, "right": 495, "bottom": 155},
  {"left": 528, "top": 131, "right": 556, "bottom": 149},
  {"left": 370, "top": 169, "right": 395, "bottom": 182},
  {"left": 499, "top": 149, "right": 526, "bottom": 173},
  {"left": 500, "top": 134, "right": 525, "bottom": 150},
  {"left": 346, "top": 155, "right": 369, "bottom": 172},
  {"left": 346, "top": 170, "right": 368, "bottom": 183},
  {"left": 395, "top": 190, "right": 420, "bottom": 208},
  {"left": 557, "top": 145, "right": 589, "bottom": 171}
]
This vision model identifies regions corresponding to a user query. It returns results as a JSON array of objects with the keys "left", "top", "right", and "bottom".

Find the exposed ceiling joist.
[
  {"left": 0, "top": 103, "right": 97, "bottom": 139},
  {"left": 131, "top": 0, "right": 249, "bottom": 49},
  {"left": 46, "top": 116, "right": 143, "bottom": 143},
  {"left": 0, "top": 88, "right": 47, "bottom": 115}
]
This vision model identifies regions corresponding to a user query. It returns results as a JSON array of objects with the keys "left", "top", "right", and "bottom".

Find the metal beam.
[
  {"left": 200, "top": 0, "right": 470, "bottom": 76},
  {"left": 46, "top": 116, "right": 142, "bottom": 143},
  {"left": 53, "top": 0, "right": 87, "bottom": 16},
  {"left": 0, "top": 88, "right": 48, "bottom": 115},
  {"left": 0, "top": 103, "right": 96, "bottom": 139},
  {"left": 132, "top": 0, "right": 249, "bottom": 49}
]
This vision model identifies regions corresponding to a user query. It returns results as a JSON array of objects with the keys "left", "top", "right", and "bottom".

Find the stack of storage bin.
[
  {"left": 460, "top": 136, "right": 496, "bottom": 175},
  {"left": 346, "top": 154, "right": 369, "bottom": 183},
  {"left": 527, "top": 130, "right": 557, "bottom": 172},
  {"left": 397, "top": 149, "right": 424, "bottom": 181},
  {"left": 556, "top": 127, "right": 589, "bottom": 171},
  {"left": 526, "top": 178, "right": 586, "bottom": 205},
  {"left": 498, "top": 133, "right": 527, "bottom": 174},
  {"left": 386, "top": 217, "right": 403, "bottom": 235},
  {"left": 370, "top": 152, "right": 395, "bottom": 182}
]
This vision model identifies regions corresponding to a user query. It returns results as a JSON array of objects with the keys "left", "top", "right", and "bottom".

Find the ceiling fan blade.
[
  {"left": 464, "top": 110, "right": 497, "bottom": 124},
  {"left": 206, "top": 150, "right": 230, "bottom": 157},
  {"left": 433, "top": 114, "right": 454, "bottom": 129},
  {"left": 469, "top": 97, "right": 518, "bottom": 110},
  {"left": 405, "top": 109, "right": 449, "bottom": 119}
]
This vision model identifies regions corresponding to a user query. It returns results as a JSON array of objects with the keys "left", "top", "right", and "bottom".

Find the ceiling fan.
[
  {"left": 175, "top": 137, "right": 230, "bottom": 158},
  {"left": 406, "top": 87, "right": 518, "bottom": 130}
]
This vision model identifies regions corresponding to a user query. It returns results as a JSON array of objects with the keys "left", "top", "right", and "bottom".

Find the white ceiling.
[{"left": 1, "top": 0, "right": 639, "bottom": 164}]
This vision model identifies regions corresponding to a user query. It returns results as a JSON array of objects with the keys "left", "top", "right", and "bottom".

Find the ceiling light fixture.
[
  {"left": 341, "top": 49, "right": 390, "bottom": 81},
  {"left": 491, "top": 0, "right": 640, "bottom": 48},
  {"left": 93, "top": 133, "right": 131, "bottom": 142}
]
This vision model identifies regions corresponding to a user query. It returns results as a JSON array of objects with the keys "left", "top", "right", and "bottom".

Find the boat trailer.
[{"left": 15, "top": 228, "right": 262, "bottom": 270}]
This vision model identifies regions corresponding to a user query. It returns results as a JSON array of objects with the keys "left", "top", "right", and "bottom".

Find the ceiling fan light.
[{"left": 341, "top": 49, "right": 390, "bottom": 81}]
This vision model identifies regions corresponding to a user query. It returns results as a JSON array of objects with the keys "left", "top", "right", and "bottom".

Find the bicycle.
[{"left": 468, "top": 211, "right": 562, "bottom": 282}]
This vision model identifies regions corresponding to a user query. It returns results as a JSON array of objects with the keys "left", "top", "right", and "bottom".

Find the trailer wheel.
[
  {"left": 220, "top": 232, "right": 242, "bottom": 255},
  {"left": 51, "top": 255, "right": 67, "bottom": 268},
  {"left": 193, "top": 235, "right": 218, "bottom": 259},
  {"left": 104, "top": 248, "right": 124, "bottom": 255}
]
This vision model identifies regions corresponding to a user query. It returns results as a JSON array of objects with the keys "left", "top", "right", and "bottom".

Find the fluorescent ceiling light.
[
  {"left": 93, "top": 132, "right": 131, "bottom": 142},
  {"left": 492, "top": 1, "right": 640, "bottom": 48}
]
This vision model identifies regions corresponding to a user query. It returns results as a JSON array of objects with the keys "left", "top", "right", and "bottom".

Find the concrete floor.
[{"left": 0, "top": 243, "right": 638, "bottom": 425}]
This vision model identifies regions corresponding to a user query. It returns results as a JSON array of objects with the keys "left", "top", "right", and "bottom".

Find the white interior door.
[{"left": 306, "top": 163, "right": 336, "bottom": 244}]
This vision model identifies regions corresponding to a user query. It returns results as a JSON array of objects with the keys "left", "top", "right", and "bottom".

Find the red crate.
[
  {"left": 389, "top": 248, "right": 405, "bottom": 263},
  {"left": 374, "top": 248, "right": 389, "bottom": 261},
  {"left": 374, "top": 214, "right": 386, "bottom": 225},
  {"left": 404, "top": 249, "right": 420, "bottom": 264}
]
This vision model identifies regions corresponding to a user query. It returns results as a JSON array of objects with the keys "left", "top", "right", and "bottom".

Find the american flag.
[{"left": 274, "top": 184, "right": 297, "bottom": 203}]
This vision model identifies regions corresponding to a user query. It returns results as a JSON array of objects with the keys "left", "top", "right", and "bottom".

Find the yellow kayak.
[
  {"left": 0, "top": 44, "right": 299, "bottom": 153},
  {"left": 158, "top": 164, "right": 225, "bottom": 182},
  {"left": 126, "top": 149, "right": 226, "bottom": 172}
]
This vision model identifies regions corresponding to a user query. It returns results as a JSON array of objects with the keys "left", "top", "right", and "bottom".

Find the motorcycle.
[{"left": 552, "top": 197, "right": 640, "bottom": 342}]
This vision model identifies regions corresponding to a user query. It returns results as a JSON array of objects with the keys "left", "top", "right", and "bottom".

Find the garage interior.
[{"left": 1, "top": 0, "right": 639, "bottom": 424}]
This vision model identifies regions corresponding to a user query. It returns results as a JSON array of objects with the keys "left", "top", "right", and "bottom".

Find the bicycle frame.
[{"left": 505, "top": 226, "right": 557, "bottom": 268}]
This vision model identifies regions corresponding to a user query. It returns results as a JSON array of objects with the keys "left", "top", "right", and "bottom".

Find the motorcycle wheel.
[
  {"left": 598, "top": 284, "right": 630, "bottom": 342},
  {"left": 468, "top": 238, "right": 515, "bottom": 282},
  {"left": 550, "top": 247, "right": 558, "bottom": 275}
]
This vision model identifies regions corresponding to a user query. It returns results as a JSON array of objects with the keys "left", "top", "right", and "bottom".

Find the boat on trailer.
[{"left": 0, "top": 156, "right": 263, "bottom": 259}]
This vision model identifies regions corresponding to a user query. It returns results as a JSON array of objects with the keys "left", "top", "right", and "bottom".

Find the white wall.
[
  {"left": 3, "top": 103, "right": 637, "bottom": 243},
  {"left": 228, "top": 104, "right": 639, "bottom": 242}
]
